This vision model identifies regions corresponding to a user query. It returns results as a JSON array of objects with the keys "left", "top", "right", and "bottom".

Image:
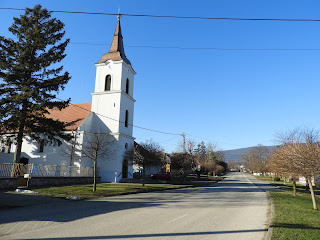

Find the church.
[{"left": 0, "top": 14, "right": 136, "bottom": 183}]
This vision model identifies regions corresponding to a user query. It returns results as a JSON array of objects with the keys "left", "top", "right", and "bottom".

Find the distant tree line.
[
  {"left": 173, "top": 139, "right": 228, "bottom": 177},
  {"left": 241, "top": 145, "right": 270, "bottom": 174},
  {"left": 124, "top": 138, "right": 229, "bottom": 185}
]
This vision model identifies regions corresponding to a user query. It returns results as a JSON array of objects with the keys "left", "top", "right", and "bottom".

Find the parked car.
[{"left": 151, "top": 172, "right": 172, "bottom": 180}]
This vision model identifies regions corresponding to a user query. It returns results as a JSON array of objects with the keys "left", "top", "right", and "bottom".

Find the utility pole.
[{"left": 182, "top": 132, "right": 186, "bottom": 153}]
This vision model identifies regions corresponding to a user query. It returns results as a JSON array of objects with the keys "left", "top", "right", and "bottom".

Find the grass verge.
[
  {"left": 27, "top": 174, "right": 223, "bottom": 199},
  {"left": 30, "top": 183, "right": 189, "bottom": 199},
  {"left": 170, "top": 175, "right": 224, "bottom": 185},
  {"left": 255, "top": 176, "right": 320, "bottom": 239},
  {"left": 269, "top": 191, "right": 320, "bottom": 240}
]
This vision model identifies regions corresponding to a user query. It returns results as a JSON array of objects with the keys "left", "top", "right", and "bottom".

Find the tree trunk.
[
  {"left": 292, "top": 178, "right": 297, "bottom": 196},
  {"left": 13, "top": 125, "right": 24, "bottom": 163},
  {"left": 93, "top": 159, "right": 97, "bottom": 192},
  {"left": 180, "top": 170, "right": 184, "bottom": 184},
  {"left": 307, "top": 178, "right": 318, "bottom": 210},
  {"left": 11, "top": 122, "right": 25, "bottom": 177},
  {"left": 13, "top": 109, "right": 26, "bottom": 165},
  {"left": 142, "top": 163, "right": 146, "bottom": 187}
]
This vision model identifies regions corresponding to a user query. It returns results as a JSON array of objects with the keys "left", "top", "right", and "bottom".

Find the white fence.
[{"left": 0, "top": 163, "right": 94, "bottom": 178}]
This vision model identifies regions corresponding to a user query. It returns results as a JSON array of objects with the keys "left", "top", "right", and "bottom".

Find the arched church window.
[
  {"left": 105, "top": 75, "right": 111, "bottom": 91},
  {"left": 125, "top": 110, "right": 128, "bottom": 128},
  {"left": 126, "top": 78, "right": 129, "bottom": 94}
]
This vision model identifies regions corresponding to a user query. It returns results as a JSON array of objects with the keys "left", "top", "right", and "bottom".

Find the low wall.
[
  {"left": 0, "top": 178, "right": 19, "bottom": 190},
  {"left": 0, "top": 177, "right": 101, "bottom": 190}
]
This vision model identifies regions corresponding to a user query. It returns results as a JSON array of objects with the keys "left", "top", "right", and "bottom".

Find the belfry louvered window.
[
  {"left": 125, "top": 110, "right": 128, "bottom": 128},
  {"left": 105, "top": 75, "right": 111, "bottom": 91},
  {"left": 126, "top": 78, "right": 129, "bottom": 94}
]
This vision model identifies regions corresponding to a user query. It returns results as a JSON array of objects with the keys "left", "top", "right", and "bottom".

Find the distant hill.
[{"left": 223, "top": 146, "right": 276, "bottom": 163}]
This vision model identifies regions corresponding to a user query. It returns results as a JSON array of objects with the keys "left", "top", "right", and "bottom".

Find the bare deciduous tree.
[
  {"left": 270, "top": 128, "right": 320, "bottom": 210},
  {"left": 201, "top": 161, "right": 216, "bottom": 177},
  {"left": 58, "top": 132, "right": 82, "bottom": 168},
  {"left": 124, "top": 139, "right": 164, "bottom": 186},
  {"left": 241, "top": 144, "right": 270, "bottom": 174},
  {"left": 268, "top": 143, "right": 301, "bottom": 196},
  {"left": 215, "top": 164, "right": 226, "bottom": 176},
  {"left": 82, "top": 132, "right": 116, "bottom": 191},
  {"left": 176, "top": 138, "right": 197, "bottom": 155}
]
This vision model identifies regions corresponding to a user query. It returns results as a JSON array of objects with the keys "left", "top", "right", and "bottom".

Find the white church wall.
[
  {"left": 121, "top": 62, "right": 135, "bottom": 97},
  {"left": 79, "top": 112, "right": 111, "bottom": 134},
  {"left": 91, "top": 92, "right": 122, "bottom": 133},
  {"left": 94, "top": 61, "right": 123, "bottom": 93},
  {"left": 96, "top": 135, "right": 134, "bottom": 182},
  {"left": 119, "top": 135, "right": 134, "bottom": 179},
  {"left": 0, "top": 137, "right": 18, "bottom": 163},
  {"left": 0, "top": 131, "right": 92, "bottom": 168},
  {"left": 119, "top": 95, "right": 134, "bottom": 136}
]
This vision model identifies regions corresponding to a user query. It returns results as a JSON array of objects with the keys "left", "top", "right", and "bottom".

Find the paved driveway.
[{"left": 0, "top": 172, "right": 270, "bottom": 240}]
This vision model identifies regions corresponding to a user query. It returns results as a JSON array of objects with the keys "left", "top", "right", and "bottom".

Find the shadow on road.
[
  {"left": 0, "top": 198, "right": 162, "bottom": 225},
  {"left": 20, "top": 229, "right": 268, "bottom": 239},
  {"left": 0, "top": 191, "right": 66, "bottom": 210},
  {"left": 0, "top": 172, "right": 275, "bottom": 227}
]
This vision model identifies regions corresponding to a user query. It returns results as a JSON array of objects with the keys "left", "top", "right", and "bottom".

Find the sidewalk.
[{"left": 244, "top": 173, "right": 283, "bottom": 192}]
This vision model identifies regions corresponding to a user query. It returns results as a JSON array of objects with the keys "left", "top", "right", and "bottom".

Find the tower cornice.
[
  {"left": 91, "top": 90, "right": 136, "bottom": 102},
  {"left": 95, "top": 59, "right": 136, "bottom": 75}
]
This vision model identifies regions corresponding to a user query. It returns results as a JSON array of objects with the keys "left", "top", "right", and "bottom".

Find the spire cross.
[{"left": 117, "top": 8, "right": 122, "bottom": 20}]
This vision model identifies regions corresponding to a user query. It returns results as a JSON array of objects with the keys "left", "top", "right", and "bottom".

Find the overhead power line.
[
  {"left": 56, "top": 98, "right": 181, "bottom": 136},
  {"left": 70, "top": 42, "right": 320, "bottom": 51},
  {"left": 1, "top": 7, "right": 320, "bottom": 22},
  {"left": 55, "top": 99, "right": 248, "bottom": 148}
]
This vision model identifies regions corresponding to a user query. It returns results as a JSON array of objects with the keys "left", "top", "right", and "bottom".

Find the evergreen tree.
[
  {"left": 195, "top": 141, "right": 207, "bottom": 162},
  {"left": 0, "top": 5, "right": 71, "bottom": 164}
]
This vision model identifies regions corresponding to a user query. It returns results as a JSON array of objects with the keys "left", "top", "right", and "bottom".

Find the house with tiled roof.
[{"left": 0, "top": 14, "right": 136, "bottom": 182}]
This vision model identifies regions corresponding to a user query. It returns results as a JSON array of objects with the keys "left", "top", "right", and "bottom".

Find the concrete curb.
[
  {"left": 243, "top": 174, "right": 275, "bottom": 240},
  {"left": 265, "top": 191, "right": 275, "bottom": 240}
]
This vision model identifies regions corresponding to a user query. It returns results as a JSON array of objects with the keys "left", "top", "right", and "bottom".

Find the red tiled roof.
[{"left": 47, "top": 102, "right": 92, "bottom": 131}]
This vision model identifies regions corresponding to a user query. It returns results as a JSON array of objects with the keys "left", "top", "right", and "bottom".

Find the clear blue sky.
[{"left": 1, "top": 0, "right": 320, "bottom": 153}]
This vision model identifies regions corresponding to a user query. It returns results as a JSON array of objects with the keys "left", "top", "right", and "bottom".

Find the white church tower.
[{"left": 90, "top": 14, "right": 136, "bottom": 182}]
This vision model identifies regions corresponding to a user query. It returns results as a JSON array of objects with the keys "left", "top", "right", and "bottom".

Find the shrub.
[{"left": 274, "top": 177, "right": 281, "bottom": 181}]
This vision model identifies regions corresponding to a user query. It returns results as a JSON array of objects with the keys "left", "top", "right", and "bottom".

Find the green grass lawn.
[
  {"left": 30, "top": 174, "right": 223, "bottom": 199},
  {"left": 31, "top": 183, "right": 189, "bottom": 199},
  {"left": 256, "top": 176, "right": 320, "bottom": 196},
  {"left": 169, "top": 174, "right": 224, "bottom": 185},
  {"left": 270, "top": 191, "right": 320, "bottom": 240},
  {"left": 254, "top": 175, "right": 320, "bottom": 239}
]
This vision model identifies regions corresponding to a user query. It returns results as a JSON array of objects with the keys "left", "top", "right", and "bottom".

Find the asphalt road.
[{"left": 0, "top": 172, "right": 270, "bottom": 240}]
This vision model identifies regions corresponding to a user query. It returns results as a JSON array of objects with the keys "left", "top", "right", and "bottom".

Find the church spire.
[{"left": 96, "top": 12, "right": 131, "bottom": 65}]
